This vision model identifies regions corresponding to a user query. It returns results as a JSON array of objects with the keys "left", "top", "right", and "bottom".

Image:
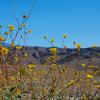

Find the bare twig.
[{"left": 12, "top": 0, "right": 37, "bottom": 43}]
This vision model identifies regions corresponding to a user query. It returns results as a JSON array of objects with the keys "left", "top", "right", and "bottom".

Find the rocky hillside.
[{"left": 23, "top": 46, "right": 100, "bottom": 66}]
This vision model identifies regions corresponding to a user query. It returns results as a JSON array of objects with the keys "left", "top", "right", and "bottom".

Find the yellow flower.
[
  {"left": 29, "top": 64, "right": 36, "bottom": 68},
  {"left": 1, "top": 47, "right": 9, "bottom": 55},
  {"left": 93, "top": 81, "right": 99, "bottom": 85},
  {"left": 77, "top": 83, "right": 80, "bottom": 87},
  {"left": 10, "top": 76, "right": 15, "bottom": 81},
  {"left": 75, "top": 43, "right": 81, "bottom": 49},
  {"left": 28, "top": 30, "right": 32, "bottom": 33},
  {"left": 64, "top": 46, "right": 67, "bottom": 49},
  {"left": 88, "top": 65, "right": 94, "bottom": 69},
  {"left": 14, "top": 56, "right": 18, "bottom": 62},
  {"left": 91, "top": 45, "right": 97, "bottom": 48},
  {"left": 5, "top": 32, "right": 9, "bottom": 35},
  {"left": 16, "top": 89, "right": 21, "bottom": 95},
  {"left": 24, "top": 53, "right": 28, "bottom": 57},
  {"left": 63, "top": 34, "right": 67, "bottom": 38},
  {"left": 86, "top": 74, "right": 94, "bottom": 79},
  {"left": 28, "top": 63, "right": 36, "bottom": 71},
  {"left": 67, "top": 80, "right": 75, "bottom": 87},
  {"left": 10, "top": 42, "right": 15, "bottom": 47},
  {"left": 0, "top": 36, "right": 5, "bottom": 42},
  {"left": 81, "top": 63, "right": 86, "bottom": 67},
  {"left": 83, "top": 93, "right": 87, "bottom": 100},
  {"left": 49, "top": 48, "right": 57, "bottom": 54},
  {"left": 9, "top": 25, "right": 15, "bottom": 31},
  {"left": 22, "top": 24, "right": 27, "bottom": 27},
  {"left": 75, "top": 43, "right": 81, "bottom": 51},
  {"left": 16, "top": 46, "right": 22, "bottom": 50},
  {"left": 95, "top": 85, "right": 100, "bottom": 88}
]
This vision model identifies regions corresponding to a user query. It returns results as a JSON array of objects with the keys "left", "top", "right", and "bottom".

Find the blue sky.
[{"left": 0, "top": 0, "right": 100, "bottom": 48}]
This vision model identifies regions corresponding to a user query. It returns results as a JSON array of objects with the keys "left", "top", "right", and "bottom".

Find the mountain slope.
[{"left": 23, "top": 46, "right": 100, "bottom": 66}]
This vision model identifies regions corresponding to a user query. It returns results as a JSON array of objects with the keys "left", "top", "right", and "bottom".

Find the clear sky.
[{"left": 0, "top": 0, "right": 100, "bottom": 48}]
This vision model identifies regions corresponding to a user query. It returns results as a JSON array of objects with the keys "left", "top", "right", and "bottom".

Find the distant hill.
[
  {"left": 3, "top": 43, "right": 100, "bottom": 66},
  {"left": 22, "top": 46, "right": 100, "bottom": 67}
]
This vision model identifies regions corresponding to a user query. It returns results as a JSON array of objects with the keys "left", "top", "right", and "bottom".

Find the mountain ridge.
[{"left": 22, "top": 46, "right": 100, "bottom": 65}]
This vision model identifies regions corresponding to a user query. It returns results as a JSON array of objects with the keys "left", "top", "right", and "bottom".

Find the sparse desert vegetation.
[{"left": 0, "top": 0, "right": 100, "bottom": 100}]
